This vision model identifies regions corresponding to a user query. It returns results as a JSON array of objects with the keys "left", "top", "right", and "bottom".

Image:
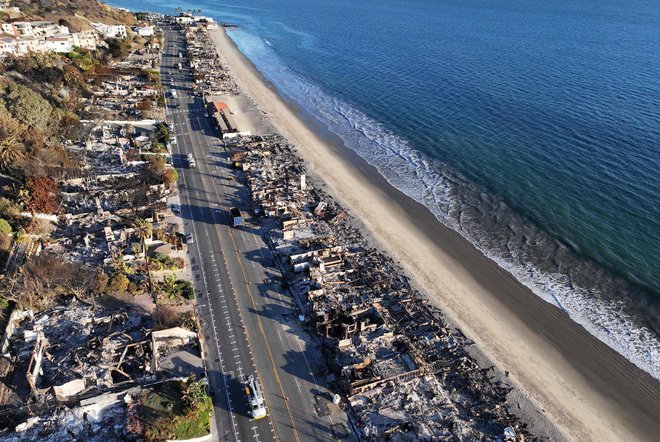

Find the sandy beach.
[{"left": 210, "top": 27, "right": 660, "bottom": 441}]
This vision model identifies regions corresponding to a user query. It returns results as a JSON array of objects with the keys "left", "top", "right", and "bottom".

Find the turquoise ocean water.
[{"left": 110, "top": 0, "right": 660, "bottom": 377}]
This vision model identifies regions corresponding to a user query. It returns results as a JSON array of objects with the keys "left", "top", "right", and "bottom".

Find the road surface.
[{"left": 160, "top": 24, "right": 352, "bottom": 442}]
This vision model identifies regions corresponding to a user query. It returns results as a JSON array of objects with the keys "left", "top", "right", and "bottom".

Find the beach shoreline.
[{"left": 210, "top": 26, "right": 660, "bottom": 441}]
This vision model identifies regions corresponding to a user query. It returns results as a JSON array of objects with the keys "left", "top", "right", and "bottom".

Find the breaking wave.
[{"left": 228, "top": 29, "right": 660, "bottom": 379}]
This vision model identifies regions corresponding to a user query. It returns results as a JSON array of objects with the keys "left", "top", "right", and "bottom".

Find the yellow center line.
[
  {"left": 191, "top": 124, "right": 299, "bottom": 441},
  {"left": 183, "top": 110, "right": 285, "bottom": 440},
  {"left": 227, "top": 227, "right": 302, "bottom": 442}
]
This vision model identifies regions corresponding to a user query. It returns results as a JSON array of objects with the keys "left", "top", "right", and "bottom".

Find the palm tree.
[
  {"left": 131, "top": 243, "right": 142, "bottom": 258},
  {"left": 110, "top": 249, "right": 129, "bottom": 274},
  {"left": 18, "top": 187, "right": 32, "bottom": 217},
  {"left": 0, "top": 136, "right": 26, "bottom": 171},
  {"left": 132, "top": 217, "right": 153, "bottom": 292},
  {"left": 162, "top": 273, "right": 177, "bottom": 299}
]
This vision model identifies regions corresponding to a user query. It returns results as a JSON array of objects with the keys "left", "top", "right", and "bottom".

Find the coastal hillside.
[
  {"left": 8, "top": 0, "right": 135, "bottom": 29},
  {"left": 0, "top": 4, "right": 214, "bottom": 441}
]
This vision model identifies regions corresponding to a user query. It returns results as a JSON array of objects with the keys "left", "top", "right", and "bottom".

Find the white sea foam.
[{"left": 231, "top": 30, "right": 660, "bottom": 380}]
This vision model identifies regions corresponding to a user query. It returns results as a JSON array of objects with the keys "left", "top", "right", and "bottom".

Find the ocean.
[{"left": 109, "top": 0, "right": 660, "bottom": 378}]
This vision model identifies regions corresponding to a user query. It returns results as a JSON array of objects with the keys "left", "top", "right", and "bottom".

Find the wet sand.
[{"left": 210, "top": 26, "right": 660, "bottom": 441}]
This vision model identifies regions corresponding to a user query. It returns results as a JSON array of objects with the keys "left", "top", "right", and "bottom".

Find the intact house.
[{"left": 92, "top": 23, "right": 127, "bottom": 39}]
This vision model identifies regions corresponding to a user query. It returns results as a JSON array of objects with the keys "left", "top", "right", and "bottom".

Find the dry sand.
[{"left": 210, "top": 27, "right": 660, "bottom": 441}]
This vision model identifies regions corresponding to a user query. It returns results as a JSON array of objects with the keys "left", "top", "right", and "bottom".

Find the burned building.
[
  {"left": 223, "top": 133, "right": 531, "bottom": 441},
  {"left": 1, "top": 299, "right": 201, "bottom": 407}
]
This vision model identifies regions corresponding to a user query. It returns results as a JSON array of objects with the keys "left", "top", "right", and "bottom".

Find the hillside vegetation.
[{"left": 11, "top": 0, "right": 135, "bottom": 28}]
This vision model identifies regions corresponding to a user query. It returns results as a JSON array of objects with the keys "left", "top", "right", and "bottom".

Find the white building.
[
  {"left": 0, "top": 36, "right": 17, "bottom": 55},
  {"left": 133, "top": 23, "right": 154, "bottom": 37},
  {"left": 10, "top": 21, "right": 68, "bottom": 38},
  {"left": 72, "top": 31, "right": 99, "bottom": 49},
  {"left": 92, "top": 23, "right": 127, "bottom": 39},
  {"left": 20, "top": 37, "right": 44, "bottom": 52},
  {"left": 174, "top": 16, "right": 194, "bottom": 25},
  {"left": 0, "top": 0, "right": 18, "bottom": 11},
  {"left": 1, "top": 22, "right": 18, "bottom": 36},
  {"left": 0, "top": 36, "right": 30, "bottom": 56},
  {"left": 27, "top": 21, "right": 63, "bottom": 37},
  {"left": 44, "top": 34, "right": 73, "bottom": 53},
  {"left": 12, "top": 21, "right": 32, "bottom": 36}
]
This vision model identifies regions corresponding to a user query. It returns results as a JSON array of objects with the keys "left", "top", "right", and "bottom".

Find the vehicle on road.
[
  {"left": 186, "top": 232, "right": 193, "bottom": 244},
  {"left": 170, "top": 89, "right": 177, "bottom": 99},
  {"left": 230, "top": 207, "right": 243, "bottom": 227},
  {"left": 245, "top": 375, "right": 267, "bottom": 420},
  {"left": 186, "top": 153, "right": 196, "bottom": 168},
  {"left": 177, "top": 62, "right": 182, "bottom": 70}
]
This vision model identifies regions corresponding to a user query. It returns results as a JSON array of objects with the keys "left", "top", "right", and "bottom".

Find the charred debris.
[
  {"left": 0, "top": 298, "right": 202, "bottom": 438},
  {"left": 223, "top": 133, "right": 531, "bottom": 441},
  {"left": 178, "top": 21, "right": 535, "bottom": 441}
]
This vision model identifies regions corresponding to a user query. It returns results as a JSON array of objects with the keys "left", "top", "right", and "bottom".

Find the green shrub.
[
  {"left": 107, "top": 273, "right": 129, "bottom": 293},
  {"left": 0, "top": 218, "right": 11, "bottom": 234},
  {"left": 127, "top": 282, "right": 142, "bottom": 295}
]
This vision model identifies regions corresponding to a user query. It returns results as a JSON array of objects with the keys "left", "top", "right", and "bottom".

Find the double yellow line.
[
  {"left": 192, "top": 125, "right": 301, "bottom": 441},
  {"left": 227, "top": 228, "right": 302, "bottom": 442}
]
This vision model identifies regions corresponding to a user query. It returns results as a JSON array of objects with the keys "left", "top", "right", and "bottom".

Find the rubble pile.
[
  {"left": 0, "top": 390, "right": 141, "bottom": 442},
  {"left": 84, "top": 68, "right": 163, "bottom": 121},
  {"left": 229, "top": 134, "right": 529, "bottom": 441},
  {"left": 185, "top": 24, "right": 241, "bottom": 97},
  {"left": 5, "top": 299, "right": 152, "bottom": 404},
  {"left": 0, "top": 298, "right": 201, "bottom": 438},
  {"left": 49, "top": 122, "right": 177, "bottom": 268}
]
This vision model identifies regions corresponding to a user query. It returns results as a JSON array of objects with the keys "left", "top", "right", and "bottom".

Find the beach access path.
[
  {"left": 161, "top": 26, "right": 354, "bottom": 442},
  {"left": 210, "top": 26, "right": 660, "bottom": 442}
]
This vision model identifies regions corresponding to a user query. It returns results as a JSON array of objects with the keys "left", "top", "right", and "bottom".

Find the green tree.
[
  {"left": 163, "top": 168, "right": 178, "bottom": 186},
  {"left": 0, "top": 218, "right": 11, "bottom": 234},
  {"left": 0, "top": 81, "right": 54, "bottom": 132},
  {"left": 0, "top": 106, "right": 26, "bottom": 140},
  {"left": 158, "top": 123, "right": 170, "bottom": 143},
  {"left": 182, "top": 375, "right": 207, "bottom": 409},
  {"left": 161, "top": 273, "right": 177, "bottom": 299},
  {"left": 131, "top": 243, "right": 142, "bottom": 258},
  {"left": 110, "top": 249, "right": 129, "bottom": 274},
  {"left": 132, "top": 218, "right": 153, "bottom": 291},
  {"left": 0, "top": 197, "right": 21, "bottom": 222},
  {"left": 0, "top": 136, "right": 26, "bottom": 172},
  {"left": 107, "top": 273, "right": 129, "bottom": 293},
  {"left": 107, "top": 37, "right": 132, "bottom": 59}
]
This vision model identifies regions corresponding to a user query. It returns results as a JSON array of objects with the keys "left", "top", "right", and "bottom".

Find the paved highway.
[{"left": 160, "top": 25, "right": 352, "bottom": 442}]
